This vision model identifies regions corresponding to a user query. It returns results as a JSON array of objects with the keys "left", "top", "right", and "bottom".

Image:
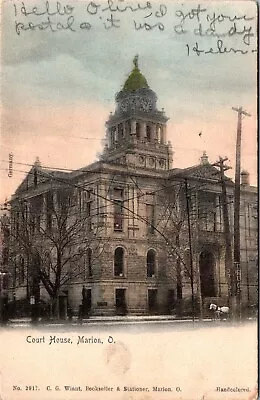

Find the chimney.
[
  {"left": 241, "top": 170, "right": 250, "bottom": 186},
  {"left": 200, "top": 151, "right": 209, "bottom": 165},
  {"left": 34, "top": 156, "right": 41, "bottom": 168}
]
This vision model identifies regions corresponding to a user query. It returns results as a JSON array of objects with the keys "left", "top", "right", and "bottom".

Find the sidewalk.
[
  {"left": 4, "top": 315, "right": 214, "bottom": 327},
  {"left": 4, "top": 314, "right": 256, "bottom": 327}
]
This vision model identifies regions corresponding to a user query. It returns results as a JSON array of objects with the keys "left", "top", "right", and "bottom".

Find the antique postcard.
[{"left": 0, "top": 0, "right": 258, "bottom": 399}]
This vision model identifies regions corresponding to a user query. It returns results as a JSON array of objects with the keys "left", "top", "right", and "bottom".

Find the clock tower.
[{"left": 101, "top": 56, "right": 173, "bottom": 170}]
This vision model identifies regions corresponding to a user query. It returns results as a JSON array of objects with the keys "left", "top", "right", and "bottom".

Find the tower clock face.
[{"left": 140, "top": 99, "right": 152, "bottom": 112}]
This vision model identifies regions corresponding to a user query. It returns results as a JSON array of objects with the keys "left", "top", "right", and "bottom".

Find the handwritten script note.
[{"left": 11, "top": 1, "right": 257, "bottom": 56}]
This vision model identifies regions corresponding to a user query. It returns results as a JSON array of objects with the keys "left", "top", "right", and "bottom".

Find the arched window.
[
  {"left": 146, "top": 125, "right": 151, "bottom": 142},
  {"left": 118, "top": 123, "right": 124, "bottom": 140},
  {"left": 136, "top": 122, "right": 140, "bottom": 140},
  {"left": 111, "top": 127, "right": 116, "bottom": 145},
  {"left": 114, "top": 247, "right": 124, "bottom": 276},
  {"left": 157, "top": 125, "right": 161, "bottom": 143},
  {"left": 126, "top": 120, "right": 131, "bottom": 135},
  {"left": 147, "top": 249, "right": 156, "bottom": 277}
]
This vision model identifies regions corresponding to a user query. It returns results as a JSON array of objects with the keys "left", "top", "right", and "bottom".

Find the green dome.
[{"left": 122, "top": 56, "right": 149, "bottom": 91}]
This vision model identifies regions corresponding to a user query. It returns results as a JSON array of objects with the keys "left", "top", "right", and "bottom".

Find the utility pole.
[
  {"left": 212, "top": 157, "right": 234, "bottom": 317},
  {"left": 232, "top": 107, "right": 251, "bottom": 320},
  {"left": 184, "top": 178, "right": 195, "bottom": 322},
  {"left": 244, "top": 202, "right": 250, "bottom": 310},
  {"left": 194, "top": 189, "right": 203, "bottom": 320}
]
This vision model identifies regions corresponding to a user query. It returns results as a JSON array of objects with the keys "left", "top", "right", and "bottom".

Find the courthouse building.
[{"left": 8, "top": 58, "right": 258, "bottom": 317}]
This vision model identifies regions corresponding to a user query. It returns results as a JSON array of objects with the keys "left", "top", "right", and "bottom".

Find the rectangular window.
[
  {"left": 87, "top": 249, "right": 92, "bottom": 277},
  {"left": 114, "top": 188, "right": 123, "bottom": 199},
  {"left": 118, "top": 123, "right": 124, "bottom": 140},
  {"left": 78, "top": 189, "right": 82, "bottom": 213},
  {"left": 86, "top": 201, "right": 92, "bottom": 231},
  {"left": 146, "top": 204, "right": 155, "bottom": 234},
  {"left": 46, "top": 213, "right": 52, "bottom": 232},
  {"left": 30, "top": 214, "right": 36, "bottom": 235},
  {"left": 111, "top": 127, "right": 116, "bottom": 145},
  {"left": 198, "top": 192, "right": 216, "bottom": 232},
  {"left": 46, "top": 192, "right": 54, "bottom": 232},
  {"left": 114, "top": 200, "right": 123, "bottom": 231},
  {"left": 250, "top": 204, "right": 257, "bottom": 236},
  {"left": 218, "top": 195, "right": 222, "bottom": 232},
  {"left": 35, "top": 214, "right": 41, "bottom": 231},
  {"left": 15, "top": 212, "right": 20, "bottom": 236},
  {"left": 113, "top": 188, "right": 124, "bottom": 232}
]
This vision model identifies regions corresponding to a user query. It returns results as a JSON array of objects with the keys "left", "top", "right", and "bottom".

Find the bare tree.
[
  {"left": 155, "top": 181, "right": 202, "bottom": 318},
  {"left": 9, "top": 186, "right": 106, "bottom": 319}
]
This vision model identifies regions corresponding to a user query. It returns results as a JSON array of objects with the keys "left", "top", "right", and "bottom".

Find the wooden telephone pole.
[
  {"left": 212, "top": 157, "right": 234, "bottom": 316},
  {"left": 184, "top": 178, "right": 195, "bottom": 322},
  {"left": 232, "top": 107, "right": 251, "bottom": 319}
]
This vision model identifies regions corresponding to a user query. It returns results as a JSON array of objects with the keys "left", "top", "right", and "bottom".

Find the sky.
[{"left": 0, "top": 0, "right": 258, "bottom": 204}]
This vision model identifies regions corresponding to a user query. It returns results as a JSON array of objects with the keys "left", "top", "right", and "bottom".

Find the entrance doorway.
[
  {"left": 115, "top": 289, "right": 127, "bottom": 315},
  {"left": 58, "top": 295, "right": 67, "bottom": 320},
  {"left": 148, "top": 289, "right": 158, "bottom": 313},
  {"left": 167, "top": 289, "right": 175, "bottom": 314},
  {"left": 199, "top": 251, "right": 216, "bottom": 297},
  {"left": 82, "top": 289, "right": 92, "bottom": 317}
]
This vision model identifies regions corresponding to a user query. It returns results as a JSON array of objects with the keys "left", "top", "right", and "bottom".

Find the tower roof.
[{"left": 122, "top": 56, "right": 149, "bottom": 92}]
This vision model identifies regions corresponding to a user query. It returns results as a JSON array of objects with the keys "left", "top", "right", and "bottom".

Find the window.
[
  {"left": 30, "top": 195, "right": 43, "bottom": 232},
  {"left": 113, "top": 188, "right": 124, "bottom": 231},
  {"left": 118, "top": 123, "right": 124, "bottom": 140},
  {"left": 114, "top": 247, "right": 124, "bottom": 276},
  {"left": 146, "top": 125, "right": 151, "bottom": 142},
  {"left": 14, "top": 212, "right": 20, "bottom": 235},
  {"left": 136, "top": 122, "right": 140, "bottom": 140},
  {"left": 198, "top": 192, "right": 216, "bottom": 232},
  {"left": 78, "top": 189, "right": 82, "bottom": 213},
  {"left": 250, "top": 204, "right": 258, "bottom": 235},
  {"left": 147, "top": 249, "right": 156, "bottom": 277},
  {"left": 113, "top": 188, "right": 123, "bottom": 199},
  {"left": 19, "top": 257, "right": 25, "bottom": 284},
  {"left": 126, "top": 120, "right": 131, "bottom": 135},
  {"left": 114, "top": 201, "right": 123, "bottom": 231},
  {"left": 46, "top": 192, "right": 54, "bottom": 232},
  {"left": 157, "top": 125, "right": 162, "bottom": 142},
  {"left": 87, "top": 248, "right": 92, "bottom": 277},
  {"left": 30, "top": 214, "right": 36, "bottom": 235},
  {"left": 86, "top": 202, "right": 92, "bottom": 231},
  {"left": 146, "top": 204, "right": 155, "bottom": 234},
  {"left": 33, "top": 169, "right": 38, "bottom": 187},
  {"left": 110, "top": 127, "right": 116, "bottom": 145},
  {"left": 81, "top": 190, "right": 93, "bottom": 231}
]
